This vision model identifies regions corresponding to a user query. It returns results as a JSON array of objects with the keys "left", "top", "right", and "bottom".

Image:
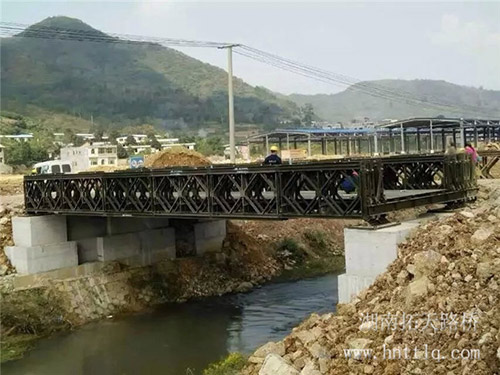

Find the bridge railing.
[{"left": 24, "top": 154, "right": 476, "bottom": 220}]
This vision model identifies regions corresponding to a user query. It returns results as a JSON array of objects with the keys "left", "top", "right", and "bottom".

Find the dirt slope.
[{"left": 243, "top": 179, "right": 500, "bottom": 375}]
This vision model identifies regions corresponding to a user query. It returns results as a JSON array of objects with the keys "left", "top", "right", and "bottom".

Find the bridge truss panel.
[{"left": 24, "top": 154, "right": 477, "bottom": 221}]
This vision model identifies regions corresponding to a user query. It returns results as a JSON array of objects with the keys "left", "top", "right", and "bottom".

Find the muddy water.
[{"left": 2, "top": 274, "right": 338, "bottom": 375}]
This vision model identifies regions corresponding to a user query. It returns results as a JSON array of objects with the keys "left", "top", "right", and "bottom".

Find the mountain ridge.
[
  {"left": 0, "top": 16, "right": 299, "bottom": 132},
  {"left": 2, "top": 17, "right": 499, "bottom": 133},
  {"left": 288, "top": 79, "right": 500, "bottom": 124}
]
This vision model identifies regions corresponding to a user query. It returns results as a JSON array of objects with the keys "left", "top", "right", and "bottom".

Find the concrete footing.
[
  {"left": 170, "top": 219, "right": 227, "bottom": 257},
  {"left": 338, "top": 221, "right": 420, "bottom": 303},
  {"left": 6, "top": 215, "right": 78, "bottom": 274},
  {"left": 5, "top": 215, "right": 227, "bottom": 275},
  {"left": 193, "top": 220, "right": 227, "bottom": 255}
]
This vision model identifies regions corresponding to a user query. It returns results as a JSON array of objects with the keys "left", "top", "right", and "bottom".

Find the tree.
[
  {"left": 149, "top": 135, "right": 162, "bottom": 151},
  {"left": 89, "top": 124, "right": 104, "bottom": 141},
  {"left": 301, "top": 103, "right": 315, "bottom": 126},
  {"left": 72, "top": 135, "right": 85, "bottom": 147},
  {"left": 5, "top": 141, "right": 32, "bottom": 166},
  {"left": 63, "top": 128, "right": 75, "bottom": 145},
  {"left": 196, "top": 136, "right": 224, "bottom": 156},
  {"left": 117, "top": 144, "right": 128, "bottom": 158},
  {"left": 4, "top": 139, "right": 49, "bottom": 166},
  {"left": 125, "top": 135, "right": 137, "bottom": 146},
  {"left": 108, "top": 129, "right": 120, "bottom": 145},
  {"left": 94, "top": 128, "right": 104, "bottom": 142}
]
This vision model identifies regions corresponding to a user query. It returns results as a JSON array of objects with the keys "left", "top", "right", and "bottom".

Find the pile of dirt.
[
  {"left": 243, "top": 180, "right": 500, "bottom": 375},
  {"left": 0, "top": 175, "right": 24, "bottom": 196},
  {"left": 0, "top": 208, "right": 18, "bottom": 276},
  {"left": 145, "top": 147, "right": 211, "bottom": 168},
  {"left": 235, "top": 219, "right": 347, "bottom": 244}
]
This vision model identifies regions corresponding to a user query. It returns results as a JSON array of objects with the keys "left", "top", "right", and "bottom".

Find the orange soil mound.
[{"left": 144, "top": 147, "right": 211, "bottom": 168}]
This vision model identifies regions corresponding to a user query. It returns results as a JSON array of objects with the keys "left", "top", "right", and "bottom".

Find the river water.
[{"left": 2, "top": 274, "right": 338, "bottom": 375}]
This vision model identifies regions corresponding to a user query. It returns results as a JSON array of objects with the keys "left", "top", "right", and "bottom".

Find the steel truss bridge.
[{"left": 24, "top": 154, "right": 477, "bottom": 222}]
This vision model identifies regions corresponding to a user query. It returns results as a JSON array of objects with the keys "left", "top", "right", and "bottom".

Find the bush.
[
  {"left": 0, "top": 287, "right": 69, "bottom": 336},
  {"left": 276, "top": 237, "right": 306, "bottom": 263},
  {"left": 303, "top": 229, "right": 330, "bottom": 254},
  {"left": 203, "top": 353, "right": 246, "bottom": 375}
]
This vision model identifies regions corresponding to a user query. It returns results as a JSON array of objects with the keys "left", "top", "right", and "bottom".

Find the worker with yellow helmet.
[{"left": 264, "top": 145, "right": 282, "bottom": 165}]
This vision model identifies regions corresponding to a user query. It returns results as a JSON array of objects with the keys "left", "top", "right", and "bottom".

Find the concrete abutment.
[
  {"left": 338, "top": 215, "right": 450, "bottom": 303},
  {"left": 338, "top": 222, "right": 420, "bottom": 303},
  {"left": 6, "top": 215, "right": 226, "bottom": 275}
]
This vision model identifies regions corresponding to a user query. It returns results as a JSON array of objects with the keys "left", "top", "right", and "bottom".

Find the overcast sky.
[{"left": 2, "top": 1, "right": 499, "bottom": 95}]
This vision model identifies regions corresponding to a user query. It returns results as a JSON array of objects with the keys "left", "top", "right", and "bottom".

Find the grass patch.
[
  {"left": 275, "top": 237, "right": 306, "bottom": 263},
  {"left": 202, "top": 352, "right": 246, "bottom": 375},
  {"left": 276, "top": 256, "right": 345, "bottom": 281},
  {"left": 0, "top": 287, "right": 70, "bottom": 363},
  {"left": 303, "top": 229, "right": 330, "bottom": 254},
  {"left": 1, "top": 334, "right": 39, "bottom": 363}
]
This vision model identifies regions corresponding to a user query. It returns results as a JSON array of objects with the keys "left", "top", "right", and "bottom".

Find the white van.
[{"left": 33, "top": 160, "right": 72, "bottom": 175}]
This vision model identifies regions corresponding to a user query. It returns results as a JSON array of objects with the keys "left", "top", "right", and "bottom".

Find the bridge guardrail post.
[
  {"left": 275, "top": 170, "right": 281, "bottom": 217},
  {"left": 359, "top": 159, "right": 379, "bottom": 220}
]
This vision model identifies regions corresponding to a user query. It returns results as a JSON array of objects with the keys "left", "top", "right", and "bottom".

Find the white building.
[
  {"left": 0, "top": 144, "right": 5, "bottom": 164},
  {"left": 60, "top": 143, "right": 118, "bottom": 172},
  {"left": 116, "top": 134, "right": 150, "bottom": 145},
  {"left": 163, "top": 142, "right": 195, "bottom": 151},
  {"left": 125, "top": 142, "right": 195, "bottom": 154},
  {"left": 0, "top": 134, "right": 33, "bottom": 142},
  {"left": 0, "top": 144, "right": 14, "bottom": 174}
]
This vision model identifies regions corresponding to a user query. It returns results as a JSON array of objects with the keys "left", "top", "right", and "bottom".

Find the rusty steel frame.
[{"left": 24, "top": 154, "right": 477, "bottom": 221}]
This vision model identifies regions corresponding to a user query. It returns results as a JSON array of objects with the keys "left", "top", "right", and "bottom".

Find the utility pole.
[{"left": 219, "top": 44, "right": 240, "bottom": 163}]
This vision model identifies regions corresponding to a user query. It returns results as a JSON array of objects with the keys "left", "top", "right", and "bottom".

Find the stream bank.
[
  {"left": 2, "top": 273, "right": 340, "bottom": 375},
  {"left": 0, "top": 220, "right": 347, "bottom": 363}
]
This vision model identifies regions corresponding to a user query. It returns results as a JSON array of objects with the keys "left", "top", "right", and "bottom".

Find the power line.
[
  {"left": 234, "top": 48, "right": 476, "bottom": 115},
  {"left": 236, "top": 46, "right": 488, "bottom": 115},
  {"left": 0, "top": 21, "right": 491, "bottom": 116},
  {"left": 0, "top": 22, "right": 233, "bottom": 48},
  {"left": 238, "top": 45, "right": 488, "bottom": 114}
]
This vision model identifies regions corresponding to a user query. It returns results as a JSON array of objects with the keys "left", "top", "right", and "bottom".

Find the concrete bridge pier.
[
  {"left": 338, "top": 222, "right": 421, "bottom": 303},
  {"left": 6, "top": 215, "right": 78, "bottom": 274},
  {"left": 6, "top": 215, "right": 227, "bottom": 275}
]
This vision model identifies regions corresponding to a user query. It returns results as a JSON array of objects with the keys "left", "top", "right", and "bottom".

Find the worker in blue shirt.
[{"left": 264, "top": 145, "right": 282, "bottom": 165}]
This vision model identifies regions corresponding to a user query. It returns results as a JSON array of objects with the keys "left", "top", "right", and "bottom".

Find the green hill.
[
  {"left": 289, "top": 79, "right": 500, "bottom": 124},
  {"left": 0, "top": 16, "right": 298, "bottom": 132}
]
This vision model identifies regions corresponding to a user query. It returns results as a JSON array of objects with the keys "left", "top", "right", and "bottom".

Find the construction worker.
[{"left": 264, "top": 145, "right": 282, "bottom": 165}]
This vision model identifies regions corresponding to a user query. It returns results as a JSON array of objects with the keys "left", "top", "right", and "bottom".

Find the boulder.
[
  {"left": 300, "top": 362, "right": 321, "bottom": 375},
  {"left": 248, "top": 356, "right": 265, "bottom": 364},
  {"left": 254, "top": 341, "right": 286, "bottom": 358},
  {"left": 364, "top": 365, "right": 374, "bottom": 374},
  {"left": 396, "top": 270, "right": 409, "bottom": 285},
  {"left": 438, "top": 225, "right": 453, "bottom": 235},
  {"left": 359, "top": 321, "right": 376, "bottom": 332},
  {"left": 406, "top": 276, "right": 429, "bottom": 304},
  {"left": 476, "top": 261, "right": 499, "bottom": 281},
  {"left": 471, "top": 227, "right": 494, "bottom": 244},
  {"left": 348, "top": 338, "right": 372, "bottom": 350},
  {"left": 235, "top": 281, "right": 253, "bottom": 293},
  {"left": 259, "top": 354, "right": 299, "bottom": 375},
  {"left": 406, "top": 264, "right": 416, "bottom": 276},
  {"left": 308, "top": 342, "right": 328, "bottom": 359},
  {"left": 459, "top": 210, "right": 475, "bottom": 218},
  {"left": 0, "top": 264, "right": 8, "bottom": 276},
  {"left": 295, "top": 328, "right": 321, "bottom": 345},
  {"left": 413, "top": 250, "right": 441, "bottom": 278}
]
